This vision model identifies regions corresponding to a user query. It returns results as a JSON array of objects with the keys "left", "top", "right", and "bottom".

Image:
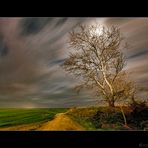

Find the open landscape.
[
  {"left": 0, "top": 18, "right": 147, "bottom": 131},
  {"left": 0, "top": 105, "right": 148, "bottom": 131},
  {"left": 0, "top": 108, "right": 68, "bottom": 130}
]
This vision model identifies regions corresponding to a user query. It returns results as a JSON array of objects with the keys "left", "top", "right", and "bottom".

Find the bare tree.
[{"left": 62, "top": 24, "right": 135, "bottom": 107}]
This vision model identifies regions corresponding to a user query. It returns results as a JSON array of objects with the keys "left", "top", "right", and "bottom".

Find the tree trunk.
[{"left": 108, "top": 100, "right": 115, "bottom": 107}]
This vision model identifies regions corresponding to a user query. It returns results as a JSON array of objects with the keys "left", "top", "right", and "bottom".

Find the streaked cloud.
[{"left": 0, "top": 17, "right": 147, "bottom": 107}]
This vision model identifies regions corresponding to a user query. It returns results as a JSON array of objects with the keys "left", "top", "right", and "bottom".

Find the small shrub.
[
  {"left": 90, "top": 110, "right": 124, "bottom": 128},
  {"left": 127, "top": 106, "right": 148, "bottom": 129}
]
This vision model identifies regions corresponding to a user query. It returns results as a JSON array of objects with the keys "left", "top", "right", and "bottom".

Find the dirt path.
[
  {"left": 37, "top": 113, "right": 85, "bottom": 130},
  {"left": 0, "top": 113, "right": 85, "bottom": 131}
]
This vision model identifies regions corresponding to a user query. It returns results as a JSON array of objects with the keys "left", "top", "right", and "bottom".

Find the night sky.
[{"left": 0, "top": 17, "right": 147, "bottom": 108}]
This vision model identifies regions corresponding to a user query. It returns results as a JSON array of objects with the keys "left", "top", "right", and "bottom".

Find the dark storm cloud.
[
  {"left": 0, "top": 36, "right": 9, "bottom": 56},
  {"left": 128, "top": 49, "right": 148, "bottom": 59},
  {"left": 0, "top": 17, "right": 147, "bottom": 107},
  {"left": 21, "top": 17, "right": 54, "bottom": 35},
  {"left": 0, "top": 17, "right": 93, "bottom": 107}
]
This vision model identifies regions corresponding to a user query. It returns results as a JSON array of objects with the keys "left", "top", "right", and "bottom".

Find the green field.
[{"left": 0, "top": 108, "right": 68, "bottom": 128}]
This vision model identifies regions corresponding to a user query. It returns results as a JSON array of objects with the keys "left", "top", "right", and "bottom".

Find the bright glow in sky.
[{"left": 0, "top": 17, "right": 147, "bottom": 108}]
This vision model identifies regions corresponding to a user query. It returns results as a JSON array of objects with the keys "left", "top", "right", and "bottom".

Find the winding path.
[{"left": 37, "top": 113, "right": 85, "bottom": 130}]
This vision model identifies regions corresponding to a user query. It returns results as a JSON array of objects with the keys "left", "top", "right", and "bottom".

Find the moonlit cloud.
[{"left": 0, "top": 17, "right": 147, "bottom": 107}]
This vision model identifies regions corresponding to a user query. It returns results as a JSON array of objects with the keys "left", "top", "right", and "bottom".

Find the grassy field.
[
  {"left": 66, "top": 107, "right": 98, "bottom": 130},
  {"left": 0, "top": 108, "right": 68, "bottom": 128},
  {"left": 0, "top": 106, "right": 147, "bottom": 130}
]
